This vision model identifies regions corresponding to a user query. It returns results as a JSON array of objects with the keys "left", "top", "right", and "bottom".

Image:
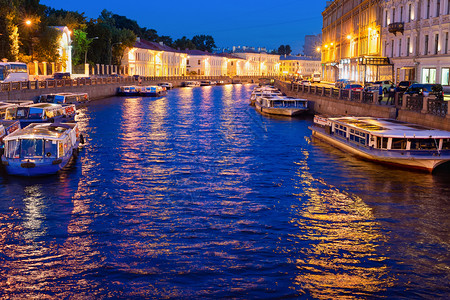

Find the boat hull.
[
  {"left": 310, "top": 126, "right": 450, "bottom": 172},
  {"left": 3, "top": 150, "right": 77, "bottom": 176},
  {"left": 255, "top": 102, "right": 307, "bottom": 116},
  {"left": 140, "top": 91, "right": 168, "bottom": 97}
]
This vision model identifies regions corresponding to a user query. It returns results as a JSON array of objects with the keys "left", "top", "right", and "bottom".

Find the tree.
[
  {"left": 173, "top": 36, "right": 195, "bottom": 50},
  {"left": 192, "top": 35, "right": 216, "bottom": 52},
  {"left": 158, "top": 35, "right": 173, "bottom": 47},
  {"left": 277, "top": 45, "right": 292, "bottom": 56},
  {"left": 71, "top": 29, "right": 92, "bottom": 65}
]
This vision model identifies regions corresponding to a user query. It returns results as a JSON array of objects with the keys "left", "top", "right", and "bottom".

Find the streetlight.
[
  {"left": 84, "top": 36, "right": 98, "bottom": 65},
  {"left": 109, "top": 42, "right": 122, "bottom": 66},
  {"left": 25, "top": 19, "right": 33, "bottom": 59}
]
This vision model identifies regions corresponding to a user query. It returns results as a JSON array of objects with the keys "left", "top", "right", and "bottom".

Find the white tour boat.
[
  {"left": 310, "top": 115, "right": 450, "bottom": 172},
  {"left": 182, "top": 81, "right": 200, "bottom": 87},
  {"left": 250, "top": 86, "right": 283, "bottom": 106},
  {"left": 2, "top": 122, "right": 82, "bottom": 176},
  {"left": 254, "top": 95, "right": 308, "bottom": 116}
]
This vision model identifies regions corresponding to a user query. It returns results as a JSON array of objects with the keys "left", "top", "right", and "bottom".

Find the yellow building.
[
  {"left": 321, "top": 0, "right": 393, "bottom": 83},
  {"left": 186, "top": 50, "right": 227, "bottom": 76},
  {"left": 280, "top": 56, "right": 321, "bottom": 79},
  {"left": 121, "top": 38, "right": 187, "bottom": 76}
]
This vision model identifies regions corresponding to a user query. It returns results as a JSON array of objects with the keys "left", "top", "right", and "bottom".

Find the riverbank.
[
  {"left": 0, "top": 76, "right": 259, "bottom": 102},
  {"left": 275, "top": 80, "right": 450, "bottom": 131}
]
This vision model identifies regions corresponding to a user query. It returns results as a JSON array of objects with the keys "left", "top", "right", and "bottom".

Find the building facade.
[
  {"left": 303, "top": 34, "right": 322, "bottom": 58},
  {"left": 381, "top": 0, "right": 450, "bottom": 85},
  {"left": 186, "top": 50, "right": 227, "bottom": 76},
  {"left": 322, "top": 0, "right": 392, "bottom": 83},
  {"left": 233, "top": 51, "right": 280, "bottom": 76},
  {"left": 121, "top": 38, "right": 187, "bottom": 77},
  {"left": 280, "top": 55, "right": 321, "bottom": 78}
]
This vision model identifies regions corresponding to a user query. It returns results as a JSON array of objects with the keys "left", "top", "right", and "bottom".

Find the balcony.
[{"left": 388, "top": 22, "right": 404, "bottom": 35}]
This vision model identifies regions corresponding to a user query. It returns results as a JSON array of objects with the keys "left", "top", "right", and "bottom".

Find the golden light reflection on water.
[{"left": 289, "top": 150, "right": 393, "bottom": 299}]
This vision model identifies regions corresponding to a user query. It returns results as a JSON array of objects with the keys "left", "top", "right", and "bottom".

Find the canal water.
[{"left": 0, "top": 84, "right": 449, "bottom": 298}]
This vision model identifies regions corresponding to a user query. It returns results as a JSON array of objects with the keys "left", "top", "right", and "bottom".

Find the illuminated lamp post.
[{"left": 25, "top": 19, "right": 33, "bottom": 59}]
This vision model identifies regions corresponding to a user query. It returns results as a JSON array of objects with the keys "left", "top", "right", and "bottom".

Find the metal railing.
[{"left": 286, "top": 81, "right": 449, "bottom": 118}]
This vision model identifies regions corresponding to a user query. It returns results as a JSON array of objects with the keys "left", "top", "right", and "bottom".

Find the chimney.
[
  {"left": 159, "top": 41, "right": 164, "bottom": 45},
  {"left": 136, "top": 37, "right": 140, "bottom": 42}
]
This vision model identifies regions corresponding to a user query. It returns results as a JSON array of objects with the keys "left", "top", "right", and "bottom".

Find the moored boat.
[
  {"left": 157, "top": 82, "right": 173, "bottom": 90},
  {"left": 140, "top": 85, "right": 168, "bottom": 97},
  {"left": 117, "top": 86, "right": 141, "bottom": 96},
  {"left": 309, "top": 115, "right": 450, "bottom": 172},
  {"left": 250, "top": 86, "right": 284, "bottom": 106},
  {"left": 4, "top": 103, "right": 76, "bottom": 127},
  {"left": 1, "top": 122, "right": 82, "bottom": 176},
  {"left": 254, "top": 95, "right": 308, "bottom": 116},
  {"left": 182, "top": 81, "right": 200, "bottom": 87},
  {"left": 0, "top": 120, "right": 21, "bottom": 156},
  {"left": 36, "top": 92, "right": 89, "bottom": 105}
]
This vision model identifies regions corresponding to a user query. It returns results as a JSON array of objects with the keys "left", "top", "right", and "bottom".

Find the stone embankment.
[
  {"left": 0, "top": 76, "right": 258, "bottom": 102},
  {"left": 276, "top": 80, "right": 450, "bottom": 131}
]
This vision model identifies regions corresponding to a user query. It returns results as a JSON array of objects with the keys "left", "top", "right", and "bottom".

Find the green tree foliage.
[
  {"left": 32, "top": 26, "right": 60, "bottom": 63},
  {"left": 44, "top": 8, "right": 87, "bottom": 30},
  {"left": 192, "top": 35, "right": 216, "bottom": 53},
  {"left": 71, "top": 29, "right": 91, "bottom": 65},
  {"left": 173, "top": 36, "right": 196, "bottom": 50},
  {"left": 277, "top": 45, "right": 292, "bottom": 56}
]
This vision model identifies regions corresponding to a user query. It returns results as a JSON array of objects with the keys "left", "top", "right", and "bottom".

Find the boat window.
[
  {"left": 6, "top": 140, "right": 20, "bottom": 158},
  {"left": 21, "top": 139, "right": 43, "bottom": 158},
  {"left": 442, "top": 138, "right": 450, "bottom": 150},
  {"left": 391, "top": 138, "right": 407, "bottom": 149},
  {"left": 44, "top": 140, "right": 58, "bottom": 158},
  {"left": 334, "top": 124, "right": 347, "bottom": 137},
  {"left": 28, "top": 107, "right": 43, "bottom": 119},
  {"left": 15, "top": 107, "right": 29, "bottom": 119},
  {"left": 409, "top": 138, "right": 437, "bottom": 150}
]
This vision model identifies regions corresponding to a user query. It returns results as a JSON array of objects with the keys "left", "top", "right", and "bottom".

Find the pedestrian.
[
  {"left": 387, "top": 84, "right": 396, "bottom": 105},
  {"left": 378, "top": 84, "right": 383, "bottom": 104}
]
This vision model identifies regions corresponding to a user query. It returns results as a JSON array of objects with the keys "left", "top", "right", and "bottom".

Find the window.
[
  {"left": 437, "top": 0, "right": 441, "bottom": 16},
  {"left": 392, "top": 8, "right": 396, "bottom": 22},
  {"left": 422, "top": 68, "right": 436, "bottom": 83},
  {"left": 426, "top": 0, "right": 430, "bottom": 18},
  {"left": 434, "top": 34, "right": 439, "bottom": 54},
  {"left": 409, "top": 139, "right": 437, "bottom": 150},
  {"left": 409, "top": 3, "right": 412, "bottom": 21},
  {"left": 391, "top": 138, "right": 407, "bottom": 150},
  {"left": 446, "top": 32, "right": 449, "bottom": 53},
  {"left": 187, "top": 59, "right": 189, "bottom": 65},
  {"left": 391, "top": 40, "right": 395, "bottom": 57},
  {"left": 385, "top": 10, "right": 388, "bottom": 26},
  {"left": 400, "top": 6, "right": 404, "bottom": 22},
  {"left": 399, "top": 38, "right": 402, "bottom": 56},
  {"left": 441, "top": 68, "right": 450, "bottom": 85},
  {"left": 424, "top": 35, "right": 429, "bottom": 55},
  {"left": 198, "top": 60, "right": 201, "bottom": 65},
  {"left": 407, "top": 37, "right": 411, "bottom": 56}
]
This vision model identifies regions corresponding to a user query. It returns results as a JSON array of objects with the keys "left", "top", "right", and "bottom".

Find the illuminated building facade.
[
  {"left": 233, "top": 51, "right": 280, "bottom": 76},
  {"left": 185, "top": 50, "right": 227, "bottom": 76},
  {"left": 121, "top": 38, "right": 187, "bottom": 76},
  {"left": 381, "top": 0, "right": 450, "bottom": 85},
  {"left": 280, "top": 56, "right": 321, "bottom": 78},
  {"left": 321, "top": 0, "right": 393, "bottom": 83},
  {"left": 216, "top": 53, "right": 247, "bottom": 76}
]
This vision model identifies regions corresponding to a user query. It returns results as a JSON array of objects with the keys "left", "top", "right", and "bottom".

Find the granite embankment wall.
[
  {"left": 275, "top": 81, "right": 450, "bottom": 131},
  {"left": 0, "top": 77, "right": 238, "bottom": 102}
]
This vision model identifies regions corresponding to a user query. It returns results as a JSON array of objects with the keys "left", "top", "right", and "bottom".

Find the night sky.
[{"left": 40, "top": 0, "right": 325, "bottom": 54}]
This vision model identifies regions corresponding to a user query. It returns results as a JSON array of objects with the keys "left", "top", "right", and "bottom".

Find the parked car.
[
  {"left": 374, "top": 80, "right": 394, "bottom": 94},
  {"left": 300, "top": 80, "right": 311, "bottom": 85},
  {"left": 404, "top": 83, "right": 444, "bottom": 98},
  {"left": 397, "top": 80, "right": 418, "bottom": 92},
  {"left": 53, "top": 72, "right": 71, "bottom": 80},
  {"left": 344, "top": 84, "right": 363, "bottom": 91}
]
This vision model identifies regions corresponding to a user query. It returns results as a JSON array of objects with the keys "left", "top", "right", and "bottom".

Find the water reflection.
[{"left": 287, "top": 151, "right": 392, "bottom": 299}]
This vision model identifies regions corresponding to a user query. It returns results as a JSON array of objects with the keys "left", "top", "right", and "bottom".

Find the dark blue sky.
[{"left": 41, "top": 0, "right": 325, "bottom": 54}]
